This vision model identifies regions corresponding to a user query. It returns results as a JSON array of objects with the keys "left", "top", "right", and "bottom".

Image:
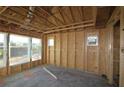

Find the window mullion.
[{"left": 6, "top": 33, "right": 9, "bottom": 75}]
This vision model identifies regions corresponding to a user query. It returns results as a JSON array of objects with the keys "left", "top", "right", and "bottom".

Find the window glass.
[
  {"left": 0, "top": 33, "right": 7, "bottom": 68},
  {"left": 87, "top": 36, "right": 98, "bottom": 46},
  {"left": 9, "top": 34, "right": 30, "bottom": 66},
  {"left": 48, "top": 39, "right": 54, "bottom": 46},
  {"left": 32, "top": 38, "right": 41, "bottom": 61}
]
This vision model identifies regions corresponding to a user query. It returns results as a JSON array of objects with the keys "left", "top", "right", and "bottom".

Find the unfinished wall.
[
  {"left": 45, "top": 27, "right": 112, "bottom": 79},
  {"left": 120, "top": 7, "right": 124, "bottom": 87}
]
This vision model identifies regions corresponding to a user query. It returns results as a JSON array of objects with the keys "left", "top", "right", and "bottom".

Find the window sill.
[{"left": 10, "top": 61, "right": 30, "bottom": 66}]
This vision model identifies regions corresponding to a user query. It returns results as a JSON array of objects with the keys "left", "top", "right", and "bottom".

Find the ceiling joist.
[
  {"left": 69, "top": 7, "right": 75, "bottom": 23},
  {"left": 45, "top": 20, "right": 94, "bottom": 30},
  {"left": 44, "top": 20, "right": 94, "bottom": 33},
  {"left": 8, "top": 7, "right": 50, "bottom": 28},
  {"left": 21, "top": 7, "right": 57, "bottom": 27},
  {"left": 0, "top": 14, "right": 43, "bottom": 32},
  {"left": 58, "top": 7, "right": 66, "bottom": 24}
]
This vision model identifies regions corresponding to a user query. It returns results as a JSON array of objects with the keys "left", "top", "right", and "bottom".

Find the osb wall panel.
[
  {"left": 0, "top": 68, "right": 7, "bottom": 77},
  {"left": 67, "top": 31, "right": 76, "bottom": 69},
  {"left": 99, "top": 29, "right": 108, "bottom": 76},
  {"left": 61, "top": 32, "right": 68, "bottom": 67},
  {"left": 9, "top": 65, "right": 22, "bottom": 75},
  {"left": 105, "top": 27, "right": 113, "bottom": 84},
  {"left": 31, "top": 60, "right": 41, "bottom": 68},
  {"left": 0, "top": 60, "right": 42, "bottom": 77},
  {"left": 21, "top": 63, "right": 30, "bottom": 71},
  {"left": 120, "top": 7, "right": 124, "bottom": 86},
  {"left": 55, "top": 33, "right": 61, "bottom": 66},
  {"left": 75, "top": 31, "right": 85, "bottom": 70},
  {"left": 45, "top": 28, "right": 111, "bottom": 77}
]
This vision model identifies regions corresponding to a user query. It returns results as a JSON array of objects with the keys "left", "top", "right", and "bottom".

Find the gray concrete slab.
[{"left": 0, "top": 65, "right": 111, "bottom": 87}]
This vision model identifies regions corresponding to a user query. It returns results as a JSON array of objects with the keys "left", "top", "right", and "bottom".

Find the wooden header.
[
  {"left": 0, "top": 24, "right": 42, "bottom": 38},
  {"left": 44, "top": 20, "right": 94, "bottom": 34}
]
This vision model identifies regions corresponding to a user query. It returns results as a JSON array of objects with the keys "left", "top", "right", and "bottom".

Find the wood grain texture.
[
  {"left": 67, "top": 31, "right": 76, "bottom": 69},
  {"left": 61, "top": 32, "right": 68, "bottom": 67},
  {"left": 75, "top": 30, "right": 85, "bottom": 70},
  {"left": 55, "top": 33, "right": 61, "bottom": 66},
  {"left": 120, "top": 7, "right": 124, "bottom": 86},
  {"left": 99, "top": 28, "right": 108, "bottom": 75},
  {"left": 0, "top": 68, "right": 7, "bottom": 77}
]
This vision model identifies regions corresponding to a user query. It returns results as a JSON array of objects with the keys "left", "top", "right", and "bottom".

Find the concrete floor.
[{"left": 0, "top": 65, "right": 111, "bottom": 87}]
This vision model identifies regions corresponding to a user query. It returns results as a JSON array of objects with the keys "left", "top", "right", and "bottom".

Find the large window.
[
  {"left": 0, "top": 32, "right": 42, "bottom": 67},
  {"left": 0, "top": 33, "right": 7, "bottom": 68},
  {"left": 9, "top": 34, "right": 30, "bottom": 66},
  {"left": 32, "top": 38, "right": 41, "bottom": 61}
]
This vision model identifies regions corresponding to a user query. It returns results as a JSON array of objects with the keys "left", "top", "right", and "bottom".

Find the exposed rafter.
[
  {"left": 69, "top": 7, "right": 75, "bottom": 23},
  {"left": 25, "top": 6, "right": 35, "bottom": 25},
  {"left": 78, "top": 7, "right": 83, "bottom": 21},
  {"left": 21, "top": 7, "right": 57, "bottom": 27},
  {"left": 3, "top": 7, "right": 46, "bottom": 31},
  {"left": 107, "top": 7, "right": 120, "bottom": 26},
  {"left": 92, "top": 7, "right": 97, "bottom": 26},
  {"left": 9, "top": 7, "right": 50, "bottom": 28},
  {"left": 38, "top": 7, "right": 65, "bottom": 25},
  {"left": 0, "top": 6, "right": 8, "bottom": 14},
  {"left": 0, "top": 14, "right": 43, "bottom": 32},
  {"left": 58, "top": 7, "right": 66, "bottom": 24},
  {"left": 60, "top": 7, "right": 72, "bottom": 24},
  {"left": 0, "top": 6, "right": 115, "bottom": 33},
  {"left": 81, "top": 7, "right": 85, "bottom": 21},
  {"left": 96, "top": 6, "right": 116, "bottom": 27}
]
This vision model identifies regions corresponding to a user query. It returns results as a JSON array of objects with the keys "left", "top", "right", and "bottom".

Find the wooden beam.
[
  {"left": 69, "top": 7, "right": 75, "bottom": 23},
  {"left": 44, "top": 22, "right": 94, "bottom": 33},
  {"left": 81, "top": 7, "right": 85, "bottom": 21},
  {"left": 39, "top": 7, "right": 65, "bottom": 25},
  {"left": 45, "top": 20, "right": 94, "bottom": 31},
  {"left": 0, "top": 14, "right": 43, "bottom": 32},
  {"left": 60, "top": 7, "right": 72, "bottom": 24},
  {"left": 78, "top": 7, "right": 84, "bottom": 21},
  {"left": 36, "top": 7, "right": 59, "bottom": 26},
  {"left": 8, "top": 7, "right": 50, "bottom": 28},
  {"left": 58, "top": 7, "right": 66, "bottom": 24},
  {"left": 21, "top": 7, "right": 57, "bottom": 27},
  {"left": 0, "top": 6, "right": 8, "bottom": 14},
  {"left": 107, "top": 7, "right": 120, "bottom": 26}
]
